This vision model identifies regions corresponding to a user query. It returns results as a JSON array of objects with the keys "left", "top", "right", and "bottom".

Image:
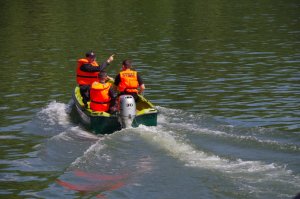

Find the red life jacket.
[
  {"left": 90, "top": 82, "right": 111, "bottom": 112},
  {"left": 76, "top": 58, "right": 99, "bottom": 85},
  {"left": 118, "top": 69, "right": 139, "bottom": 93}
]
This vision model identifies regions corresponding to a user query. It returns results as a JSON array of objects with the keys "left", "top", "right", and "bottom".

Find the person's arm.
[
  {"left": 139, "top": 84, "right": 145, "bottom": 94},
  {"left": 109, "top": 87, "right": 117, "bottom": 99},
  {"left": 98, "top": 61, "right": 109, "bottom": 71},
  {"left": 137, "top": 74, "right": 143, "bottom": 85},
  {"left": 80, "top": 63, "right": 104, "bottom": 72},
  {"left": 111, "top": 74, "right": 120, "bottom": 93},
  {"left": 114, "top": 74, "right": 120, "bottom": 86},
  {"left": 99, "top": 54, "right": 114, "bottom": 71},
  {"left": 80, "top": 54, "right": 114, "bottom": 72},
  {"left": 109, "top": 87, "right": 118, "bottom": 111},
  {"left": 137, "top": 74, "right": 145, "bottom": 94}
]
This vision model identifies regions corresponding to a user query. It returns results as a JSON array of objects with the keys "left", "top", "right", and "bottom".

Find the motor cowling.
[{"left": 119, "top": 95, "right": 136, "bottom": 128}]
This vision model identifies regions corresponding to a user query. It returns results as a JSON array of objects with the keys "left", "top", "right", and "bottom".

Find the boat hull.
[{"left": 72, "top": 86, "right": 157, "bottom": 134}]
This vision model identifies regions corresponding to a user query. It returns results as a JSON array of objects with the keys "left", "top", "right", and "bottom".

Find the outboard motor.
[{"left": 119, "top": 95, "right": 136, "bottom": 128}]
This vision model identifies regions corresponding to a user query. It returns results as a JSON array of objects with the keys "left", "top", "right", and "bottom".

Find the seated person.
[
  {"left": 76, "top": 51, "right": 114, "bottom": 105},
  {"left": 89, "top": 71, "right": 117, "bottom": 113},
  {"left": 114, "top": 59, "right": 145, "bottom": 101}
]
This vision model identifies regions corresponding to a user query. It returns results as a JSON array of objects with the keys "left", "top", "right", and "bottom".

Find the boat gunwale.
[{"left": 73, "top": 86, "right": 158, "bottom": 117}]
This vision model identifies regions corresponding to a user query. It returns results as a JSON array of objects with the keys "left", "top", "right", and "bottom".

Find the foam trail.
[
  {"left": 38, "top": 101, "right": 70, "bottom": 126},
  {"left": 136, "top": 125, "right": 300, "bottom": 198},
  {"left": 136, "top": 126, "right": 299, "bottom": 183},
  {"left": 137, "top": 127, "right": 230, "bottom": 170},
  {"left": 158, "top": 107, "right": 300, "bottom": 152},
  {"left": 191, "top": 126, "right": 299, "bottom": 152},
  {"left": 50, "top": 127, "right": 99, "bottom": 142},
  {"left": 70, "top": 139, "right": 106, "bottom": 168}
]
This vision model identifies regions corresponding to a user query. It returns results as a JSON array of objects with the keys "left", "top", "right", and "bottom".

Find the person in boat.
[
  {"left": 114, "top": 59, "right": 145, "bottom": 101},
  {"left": 76, "top": 51, "right": 114, "bottom": 105},
  {"left": 89, "top": 71, "right": 117, "bottom": 113}
]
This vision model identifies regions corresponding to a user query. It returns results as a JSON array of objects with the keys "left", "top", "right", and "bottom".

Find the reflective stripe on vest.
[
  {"left": 118, "top": 69, "right": 139, "bottom": 93},
  {"left": 76, "top": 58, "right": 99, "bottom": 85}
]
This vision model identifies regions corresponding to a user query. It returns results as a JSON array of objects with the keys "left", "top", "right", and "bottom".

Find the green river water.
[{"left": 0, "top": 1, "right": 299, "bottom": 198}]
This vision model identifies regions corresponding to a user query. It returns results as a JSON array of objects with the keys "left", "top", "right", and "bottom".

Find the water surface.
[{"left": 0, "top": 0, "right": 299, "bottom": 198}]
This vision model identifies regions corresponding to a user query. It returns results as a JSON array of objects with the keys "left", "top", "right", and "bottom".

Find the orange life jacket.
[
  {"left": 118, "top": 69, "right": 139, "bottom": 93},
  {"left": 76, "top": 58, "right": 99, "bottom": 85},
  {"left": 90, "top": 82, "right": 111, "bottom": 112}
]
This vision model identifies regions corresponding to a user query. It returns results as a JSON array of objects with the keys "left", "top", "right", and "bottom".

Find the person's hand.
[
  {"left": 138, "top": 90, "right": 144, "bottom": 95},
  {"left": 107, "top": 75, "right": 114, "bottom": 81},
  {"left": 139, "top": 84, "right": 145, "bottom": 95},
  {"left": 107, "top": 54, "right": 114, "bottom": 63}
]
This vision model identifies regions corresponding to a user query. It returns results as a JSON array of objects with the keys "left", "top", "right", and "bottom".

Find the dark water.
[{"left": 0, "top": 0, "right": 299, "bottom": 198}]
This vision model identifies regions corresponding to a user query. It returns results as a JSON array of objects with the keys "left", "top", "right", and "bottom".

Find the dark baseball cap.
[{"left": 86, "top": 51, "right": 96, "bottom": 58}]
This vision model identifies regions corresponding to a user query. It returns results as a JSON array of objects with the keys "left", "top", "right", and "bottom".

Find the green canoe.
[{"left": 72, "top": 86, "right": 158, "bottom": 134}]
